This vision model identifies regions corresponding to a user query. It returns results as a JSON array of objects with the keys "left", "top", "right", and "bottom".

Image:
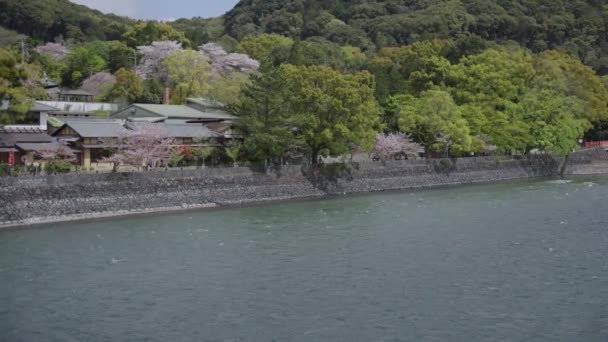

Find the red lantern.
[{"left": 8, "top": 152, "right": 15, "bottom": 166}]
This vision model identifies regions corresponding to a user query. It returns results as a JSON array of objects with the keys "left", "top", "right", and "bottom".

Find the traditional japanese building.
[
  {"left": 51, "top": 119, "right": 127, "bottom": 170},
  {"left": 0, "top": 127, "right": 59, "bottom": 166}
]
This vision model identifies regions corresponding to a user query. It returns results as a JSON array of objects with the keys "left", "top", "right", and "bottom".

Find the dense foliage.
[
  {"left": 0, "top": 0, "right": 135, "bottom": 42},
  {"left": 225, "top": 0, "right": 608, "bottom": 74},
  {"left": 1, "top": 0, "right": 608, "bottom": 162}
]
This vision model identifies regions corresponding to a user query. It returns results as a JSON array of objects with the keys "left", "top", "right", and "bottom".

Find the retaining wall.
[{"left": 0, "top": 152, "right": 605, "bottom": 227}]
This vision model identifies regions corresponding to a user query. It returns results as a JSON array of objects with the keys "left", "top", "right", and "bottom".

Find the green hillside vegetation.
[
  {"left": 0, "top": 0, "right": 136, "bottom": 43},
  {"left": 0, "top": 26, "right": 28, "bottom": 47},
  {"left": 0, "top": 0, "right": 607, "bottom": 162},
  {"left": 225, "top": 0, "right": 608, "bottom": 74}
]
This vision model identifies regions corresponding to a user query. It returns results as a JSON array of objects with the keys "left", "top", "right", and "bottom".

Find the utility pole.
[
  {"left": 131, "top": 50, "right": 138, "bottom": 68},
  {"left": 20, "top": 39, "right": 25, "bottom": 63}
]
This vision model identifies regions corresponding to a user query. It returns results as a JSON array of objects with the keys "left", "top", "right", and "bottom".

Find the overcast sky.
[{"left": 70, "top": 0, "right": 240, "bottom": 20}]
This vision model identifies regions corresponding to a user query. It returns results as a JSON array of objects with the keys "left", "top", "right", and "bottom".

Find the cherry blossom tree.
[
  {"left": 35, "top": 143, "right": 77, "bottom": 162},
  {"left": 373, "top": 133, "right": 423, "bottom": 161},
  {"left": 81, "top": 71, "right": 116, "bottom": 97},
  {"left": 135, "top": 40, "right": 182, "bottom": 81},
  {"left": 199, "top": 43, "right": 259, "bottom": 74},
  {"left": 103, "top": 124, "right": 175, "bottom": 170},
  {"left": 34, "top": 42, "right": 70, "bottom": 60}
]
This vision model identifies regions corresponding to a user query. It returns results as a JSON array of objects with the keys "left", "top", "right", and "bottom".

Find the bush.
[
  {"left": 45, "top": 160, "right": 73, "bottom": 174},
  {"left": 0, "top": 162, "right": 10, "bottom": 176},
  {"left": 434, "top": 158, "right": 455, "bottom": 173}
]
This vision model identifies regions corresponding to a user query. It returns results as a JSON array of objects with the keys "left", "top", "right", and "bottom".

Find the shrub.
[
  {"left": 45, "top": 160, "right": 73, "bottom": 174},
  {"left": 0, "top": 162, "right": 9, "bottom": 177},
  {"left": 434, "top": 158, "right": 455, "bottom": 173}
]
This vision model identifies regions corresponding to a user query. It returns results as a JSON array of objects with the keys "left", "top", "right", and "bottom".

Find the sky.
[{"left": 70, "top": 0, "right": 240, "bottom": 21}]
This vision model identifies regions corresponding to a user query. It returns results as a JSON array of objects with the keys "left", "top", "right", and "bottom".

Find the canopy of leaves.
[
  {"left": 0, "top": 0, "right": 134, "bottom": 43},
  {"left": 122, "top": 22, "right": 191, "bottom": 48},
  {"left": 0, "top": 48, "right": 37, "bottom": 124},
  {"left": 163, "top": 49, "right": 210, "bottom": 104},
  {"left": 224, "top": 0, "right": 608, "bottom": 74},
  {"left": 237, "top": 64, "right": 381, "bottom": 163}
]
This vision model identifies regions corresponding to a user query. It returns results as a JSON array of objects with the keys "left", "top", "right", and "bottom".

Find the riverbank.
[{"left": 1, "top": 150, "right": 608, "bottom": 229}]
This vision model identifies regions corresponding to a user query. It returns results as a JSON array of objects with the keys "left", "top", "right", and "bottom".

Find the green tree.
[
  {"left": 507, "top": 90, "right": 590, "bottom": 155},
  {"left": 534, "top": 50, "right": 608, "bottom": 123},
  {"left": 446, "top": 48, "right": 536, "bottom": 152},
  {"left": 137, "top": 79, "right": 163, "bottom": 104},
  {"left": 61, "top": 46, "right": 106, "bottom": 87},
  {"left": 190, "top": 146, "right": 214, "bottom": 168},
  {"left": 162, "top": 50, "right": 210, "bottom": 104},
  {"left": 207, "top": 73, "right": 250, "bottom": 105},
  {"left": 106, "top": 41, "right": 136, "bottom": 72},
  {"left": 397, "top": 90, "right": 472, "bottom": 156},
  {"left": 122, "top": 21, "right": 191, "bottom": 48},
  {"left": 225, "top": 143, "right": 242, "bottom": 167},
  {"left": 0, "top": 48, "right": 31, "bottom": 124},
  {"left": 236, "top": 34, "right": 294, "bottom": 68},
  {"left": 100, "top": 68, "right": 143, "bottom": 104},
  {"left": 236, "top": 68, "right": 293, "bottom": 163},
  {"left": 375, "top": 40, "right": 453, "bottom": 96},
  {"left": 281, "top": 64, "right": 381, "bottom": 163}
]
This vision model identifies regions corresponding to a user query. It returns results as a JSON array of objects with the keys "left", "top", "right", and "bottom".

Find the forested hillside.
[
  {"left": 1, "top": 0, "right": 608, "bottom": 161},
  {"left": 225, "top": 0, "right": 608, "bottom": 74}
]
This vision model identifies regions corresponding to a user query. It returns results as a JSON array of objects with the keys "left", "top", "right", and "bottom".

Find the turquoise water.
[{"left": 2, "top": 177, "right": 608, "bottom": 341}]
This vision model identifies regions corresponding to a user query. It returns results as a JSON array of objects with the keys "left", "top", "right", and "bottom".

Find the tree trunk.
[
  {"left": 311, "top": 150, "right": 319, "bottom": 165},
  {"left": 558, "top": 153, "right": 570, "bottom": 178}
]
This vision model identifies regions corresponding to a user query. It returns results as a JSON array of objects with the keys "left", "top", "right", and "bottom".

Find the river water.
[{"left": 2, "top": 177, "right": 608, "bottom": 341}]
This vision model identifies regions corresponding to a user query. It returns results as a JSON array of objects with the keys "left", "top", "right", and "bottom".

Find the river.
[{"left": 2, "top": 177, "right": 608, "bottom": 341}]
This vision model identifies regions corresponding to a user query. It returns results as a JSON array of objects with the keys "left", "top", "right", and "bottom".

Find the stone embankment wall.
[
  {"left": 0, "top": 152, "right": 604, "bottom": 227},
  {"left": 564, "top": 148, "right": 608, "bottom": 175}
]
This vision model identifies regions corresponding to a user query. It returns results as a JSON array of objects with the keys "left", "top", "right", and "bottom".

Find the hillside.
[
  {"left": 225, "top": 0, "right": 608, "bottom": 73},
  {"left": 0, "top": 0, "right": 135, "bottom": 42},
  {"left": 2, "top": 0, "right": 607, "bottom": 74}
]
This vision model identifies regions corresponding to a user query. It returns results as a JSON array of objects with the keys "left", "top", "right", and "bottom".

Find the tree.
[
  {"left": 106, "top": 41, "right": 136, "bottom": 72},
  {"left": 80, "top": 72, "right": 116, "bottom": 99},
  {"left": 374, "top": 40, "right": 453, "bottom": 96},
  {"left": 445, "top": 48, "right": 536, "bottom": 152},
  {"left": 190, "top": 146, "right": 214, "bottom": 168},
  {"left": 34, "top": 143, "right": 77, "bottom": 162},
  {"left": 200, "top": 43, "right": 259, "bottom": 74},
  {"left": 137, "top": 79, "right": 163, "bottom": 104},
  {"left": 397, "top": 90, "right": 472, "bottom": 157},
  {"left": 534, "top": 50, "right": 608, "bottom": 123},
  {"left": 34, "top": 42, "right": 69, "bottom": 60},
  {"left": 122, "top": 21, "right": 190, "bottom": 48},
  {"left": 225, "top": 143, "right": 242, "bottom": 167},
  {"left": 103, "top": 125, "right": 174, "bottom": 170},
  {"left": 280, "top": 64, "right": 381, "bottom": 163},
  {"left": 162, "top": 49, "right": 210, "bottom": 104},
  {"left": 373, "top": 133, "right": 423, "bottom": 161},
  {"left": 135, "top": 40, "right": 182, "bottom": 82},
  {"left": 236, "top": 68, "right": 293, "bottom": 163},
  {"left": 0, "top": 48, "right": 32, "bottom": 124},
  {"left": 100, "top": 68, "right": 143, "bottom": 104},
  {"left": 506, "top": 90, "right": 590, "bottom": 155},
  {"left": 61, "top": 46, "right": 106, "bottom": 87},
  {"left": 207, "top": 72, "right": 251, "bottom": 105},
  {"left": 236, "top": 34, "right": 294, "bottom": 68}
]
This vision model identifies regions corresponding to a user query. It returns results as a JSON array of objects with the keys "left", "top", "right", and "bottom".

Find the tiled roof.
[
  {"left": 32, "top": 101, "right": 61, "bottom": 112},
  {"left": 127, "top": 122, "right": 222, "bottom": 139},
  {"left": 15, "top": 142, "right": 70, "bottom": 152},
  {"left": 186, "top": 97, "right": 226, "bottom": 109},
  {"left": 132, "top": 104, "right": 237, "bottom": 120},
  {"left": 60, "top": 89, "right": 95, "bottom": 96},
  {"left": 0, "top": 127, "right": 54, "bottom": 148},
  {"left": 0, "top": 127, "right": 47, "bottom": 134},
  {"left": 61, "top": 120, "right": 127, "bottom": 138},
  {"left": 206, "top": 122, "right": 233, "bottom": 133}
]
